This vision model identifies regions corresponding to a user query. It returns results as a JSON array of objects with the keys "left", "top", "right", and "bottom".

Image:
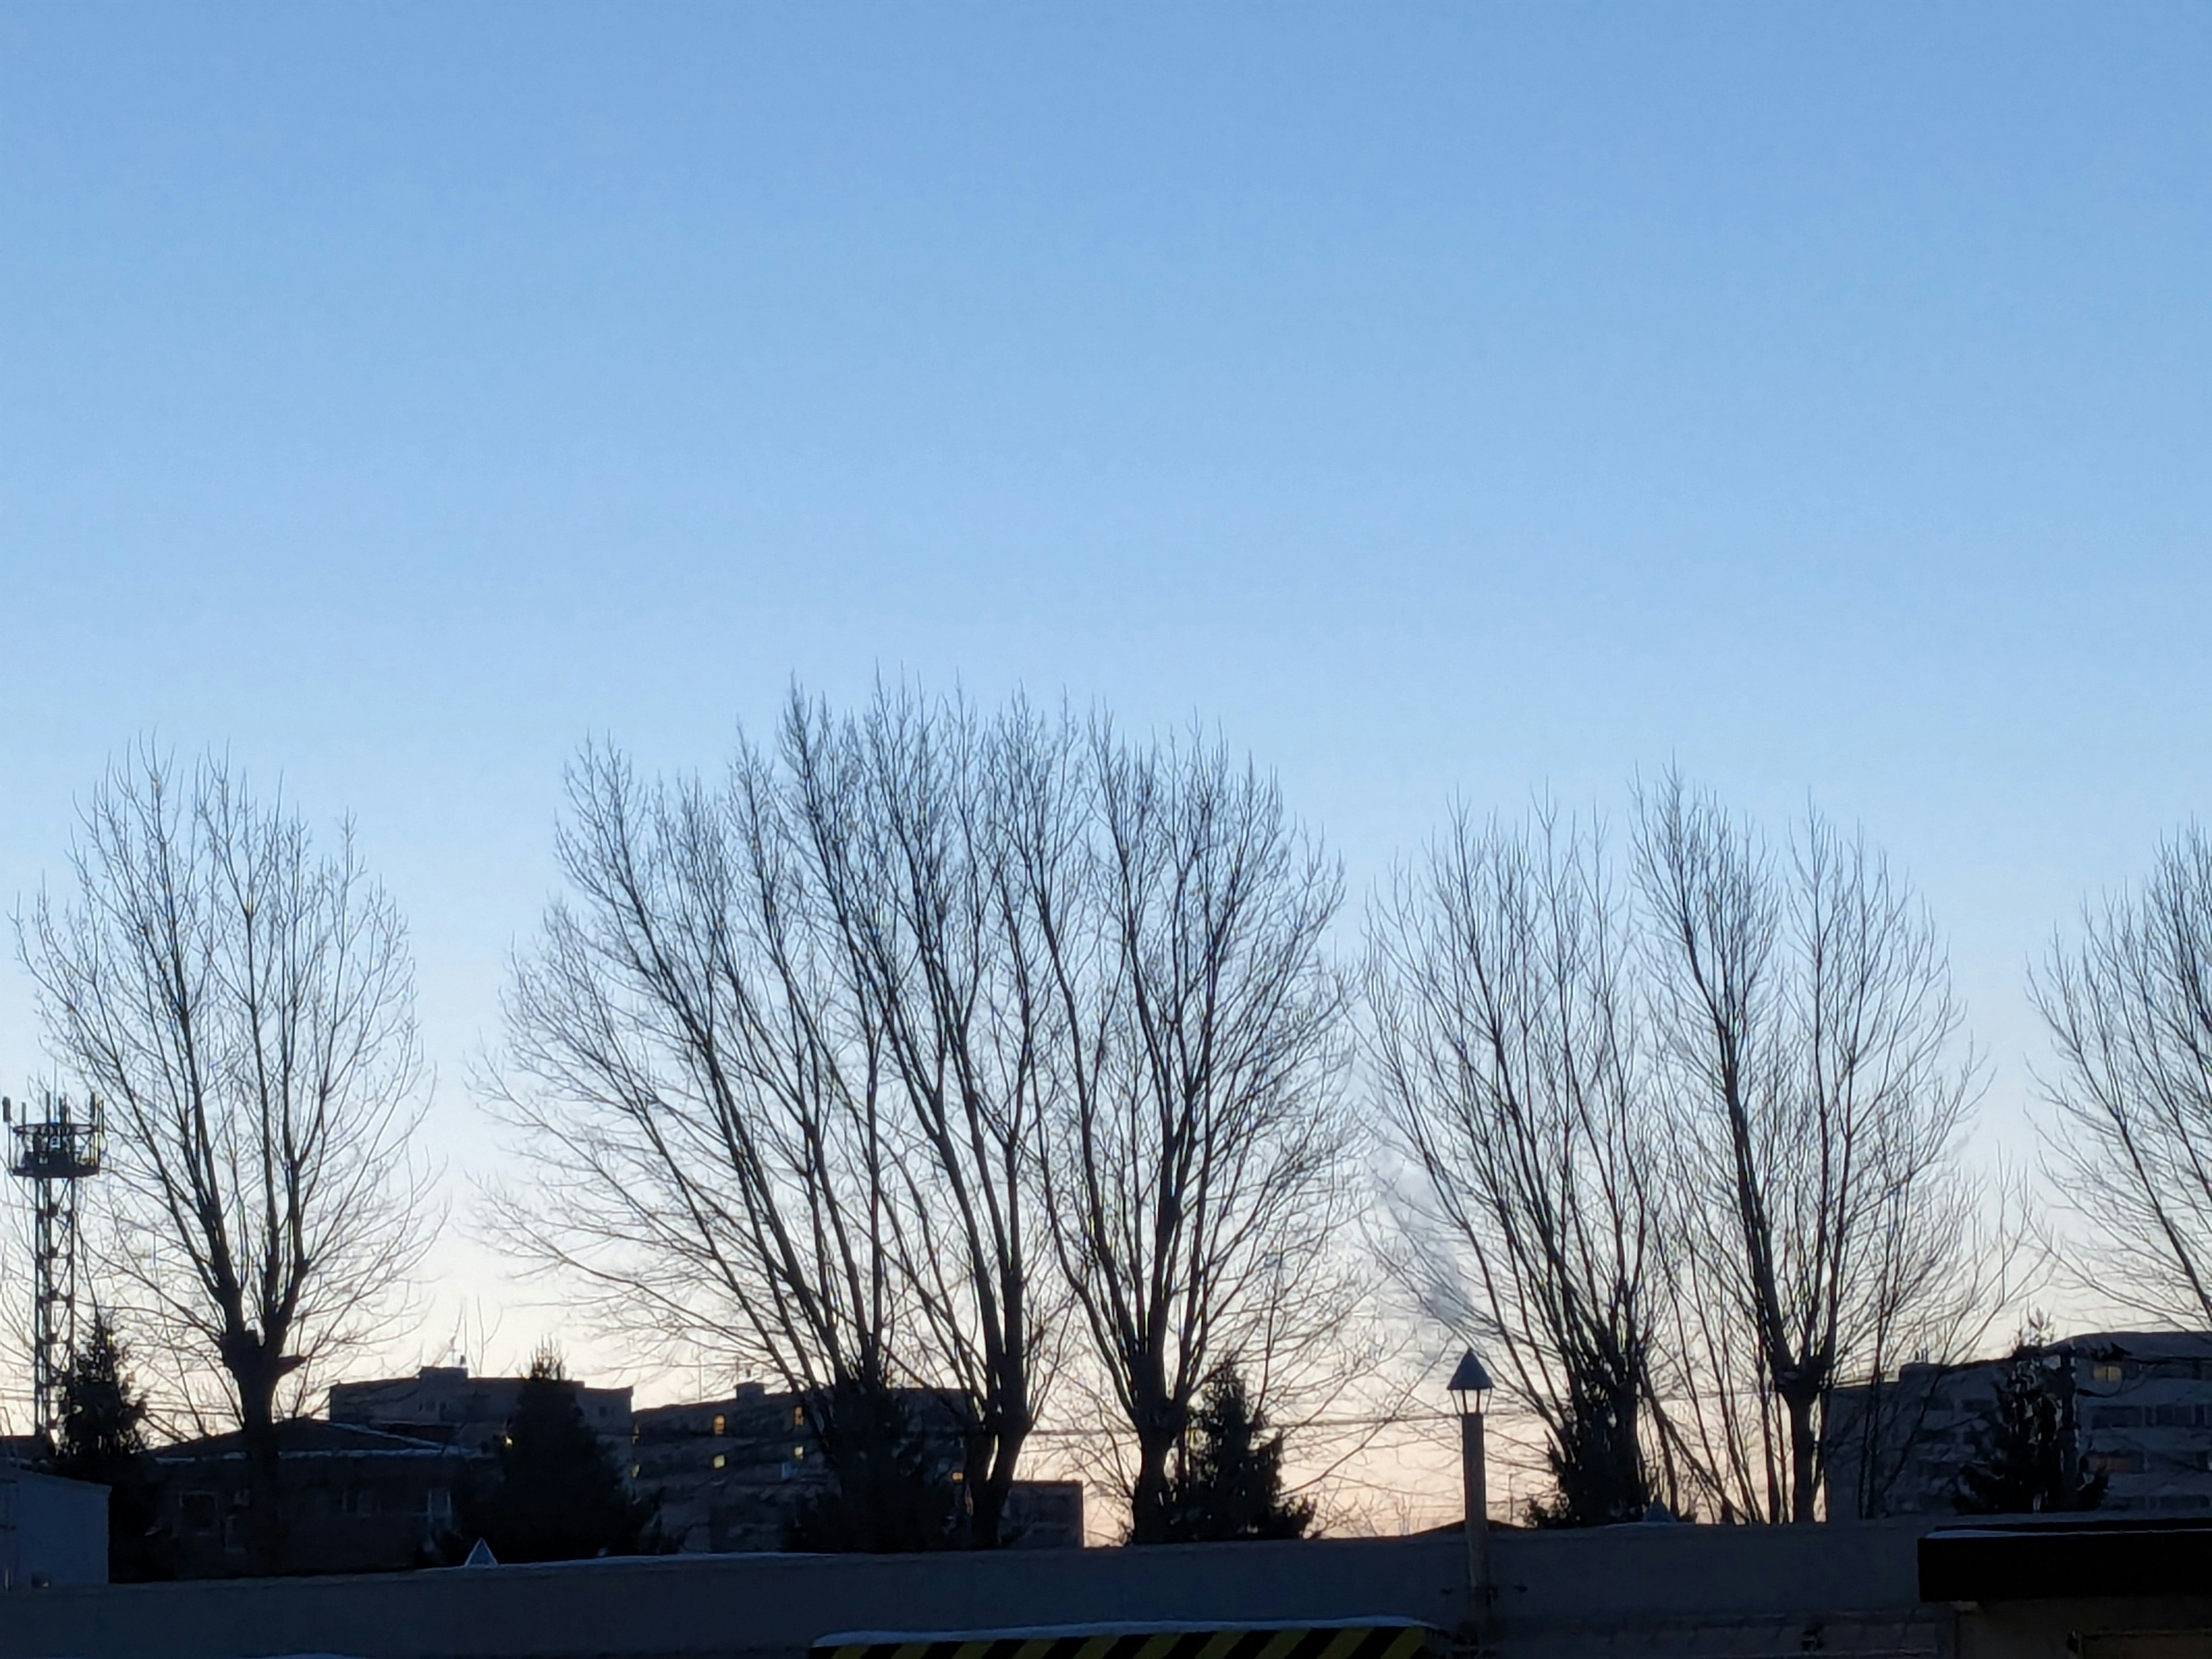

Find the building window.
[
  {"left": 791, "top": 1444, "right": 806, "bottom": 1461},
  {"left": 711, "top": 1414, "right": 726, "bottom": 1437},
  {"left": 181, "top": 1490, "right": 219, "bottom": 1535},
  {"left": 791, "top": 1406, "right": 805, "bottom": 1429},
  {"left": 712, "top": 1453, "right": 726, "bottom": 1470},
  {"left": 2088, "top": 1452, "right": 2144, "bottom": 1476},
  {"left": 428, "top": 1487, "right": 453, "bottom": 1524},
  {"left": 2092, "top": 1361, "right": 2126, "bottom": 1384}
]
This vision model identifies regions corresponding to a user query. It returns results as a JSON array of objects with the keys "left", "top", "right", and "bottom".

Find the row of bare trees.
[
  {"left": 18, "top": 701, "right": 2212, "bottom": 1546},
  {"left": 483, "top": 690, "right": 1355, "bottom": 1544},
  {"left": 1369, "top": 782, "right": 1995, "bottom": 1524}
]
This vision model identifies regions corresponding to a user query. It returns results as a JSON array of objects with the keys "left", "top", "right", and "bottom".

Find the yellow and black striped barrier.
[{"left": 816, "top": 1619, "right": 1441, "bottom": 1659}]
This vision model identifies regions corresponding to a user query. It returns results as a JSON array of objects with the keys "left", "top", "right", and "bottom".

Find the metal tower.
[{"left": 5, "top": 1091, "right": 103, "bottom": 1441}]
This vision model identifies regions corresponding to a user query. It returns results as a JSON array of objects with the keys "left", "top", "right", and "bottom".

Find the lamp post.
[{"left": 1448, "top": 1350, "right": 1495, "bottom": 1629}]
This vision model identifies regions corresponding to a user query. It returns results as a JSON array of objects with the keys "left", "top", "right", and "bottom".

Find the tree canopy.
[
  {"left": 52, "top": 1311, "right": 167, "bottom": 1581},
  {"left": 454, "top": 1351, "right": 660, "bottom": 1563},
  {"left": 1156, "top": 1367, "right": 1314, "bottom": 1543},
  {"left": 1954, "top": 1349, "right": 2107, "bottom": 1516}
]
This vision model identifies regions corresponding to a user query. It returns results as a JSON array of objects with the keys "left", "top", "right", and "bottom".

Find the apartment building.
[
  {"left": 634, "top": 1382, "right": 1082, "bottom": 1551},
  {"left": 1825, "top": 1329, "right": 2212, "bottom": 1517}
]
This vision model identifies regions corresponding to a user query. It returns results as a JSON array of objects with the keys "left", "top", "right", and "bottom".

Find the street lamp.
[
  {"left": 1448, "top": 1349, "right": 1494, "bottom": 1421},
  {"left": 1448, "top": 1350, "right": 1494, "bottom": 1628}
]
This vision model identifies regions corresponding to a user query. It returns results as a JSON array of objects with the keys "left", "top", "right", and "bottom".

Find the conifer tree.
[
  {"left": 1954, "top": 1348, "right": 2107, "bottom": 1515},
  {"left": 1156, "top": 1366, "right": 1315, "bottom": 1543},
  {"left": 453, "top": 1349, "right": 658, "bottom": 1562},
  {"left": 784, "top": 1380, "right": 959, "bottom": 1552},
  {"left": 1526, "top": 1380, "right": 1653, "bottom": 1528},
  {"left": 52, "top": 1310, "right": 168, "bottom": 1580}
]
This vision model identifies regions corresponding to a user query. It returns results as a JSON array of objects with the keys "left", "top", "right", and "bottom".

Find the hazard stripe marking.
[{"left": 821, "top": 1626, "right": 1440, "bottom": 1659}]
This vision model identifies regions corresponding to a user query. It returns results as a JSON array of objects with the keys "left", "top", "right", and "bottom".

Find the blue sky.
[{"left": 3, "top": 4, "right": 2210, "bottom": 1387}]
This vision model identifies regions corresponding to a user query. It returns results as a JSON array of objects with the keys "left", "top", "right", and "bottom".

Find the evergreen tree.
[
  {"left": 1526, "top": 1378, "right": 1652, "bottom": 1528},
  {"left": 784, "top": 1380, "right": 959, "bottom": 1552},
  {"left": 51, "top": 1310, "right": 168, "bottom": 1580},
  {"left": 1954, "top": 1347, "right": 2107, "bottom": 1515},
  {"left": 1156, "top": 1367, "right": 1315, "bottom": 1543},
  {"left": 452, "top": 1349, "right": 659, "bottom": 1562}
]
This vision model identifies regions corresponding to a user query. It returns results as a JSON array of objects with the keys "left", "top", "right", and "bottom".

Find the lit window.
[
  {"left": 712, "top": 1453, "right": 726, "bottom": 1470},
  {"left": 791, "top": 1405, "right": 805, "bottom": 1427},
  {"left": 711, "top": 1414, "right": 725, "bottom": 1437},
  {"left": 2093, "top": 1362, "right": 2126, "bottom": 1384},
  {"left": 950, "top": 1470, "right": 964, "bottom": 1484},
  {"left": 791, "top": 1444, "right": 806, "bottom": 1461}
]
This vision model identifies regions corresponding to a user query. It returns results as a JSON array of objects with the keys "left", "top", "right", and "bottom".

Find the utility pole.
[{"left": 6, "top": 1091, "right": 104, "bottom": 1442}]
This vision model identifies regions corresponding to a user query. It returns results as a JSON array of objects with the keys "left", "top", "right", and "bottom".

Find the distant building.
[
  {"left": 152, "top": 1419, "right": 479, "bottom": 1577},
  {"left": 1825, "top": 1329, "right": 2212, "bottom": 1518},
  {"left": 634, "top": 1384, "right": 1082, "bottom": 1551},
  {"left": 328, "top": 1365, "right": 633, "bottom": 1461},
  {"left": 0, "top": 1467, "right": 108, "bottom": 1590}
]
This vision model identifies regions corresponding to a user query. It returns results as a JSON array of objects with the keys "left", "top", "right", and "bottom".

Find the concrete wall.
[
  {"left": 0, "top": 1521, "right": 1999, "bottom": 1659},
  {"left": 0, "top": 1468, "right": 108, "bottom": 1592},
  {"left": 37, "top": 1514, "right": 2212, "bottom": 1659},
  {"left": 1491, "top": 1516, "right": 1928, "bottom": 1623},
  {"left": 0, "top": 1532, "right": 1468, "bottom": 1659}
]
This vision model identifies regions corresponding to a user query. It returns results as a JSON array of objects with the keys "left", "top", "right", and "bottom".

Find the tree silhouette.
[
  {"left": 453, "top": 1350, "right": 658, "bottom": 1562},
  {"left": 1526, "top": 1378, "right": 1653, "bottom": 1528},
  {"left": 784, "top": 1380, "right": 959, "bottom": 1552},
  {"left": 1955, "top": 1349, "right": 2107, "bottom": 1515},
  {"left": 51, "top": 1310, "right": 168, "bottom": 1580},
  {"left": 1156, "top": 1368, "right": 1315, "bottom": 1543},
  {"left": 22, "top": 750, "right": 434, "bottom": 1573}
]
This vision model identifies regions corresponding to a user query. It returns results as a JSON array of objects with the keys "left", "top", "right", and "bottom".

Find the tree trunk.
[
  {"left": 1129, "top": 1426, "right": 1175, "bottom": 1544},
  {"left": 1782, "top": 1381, "right": 1821, "bottom": 1524},
  {"left": 223, "top": 1332, "right": 298, "bottom": 1575},
  {"left": 969, "top": 1427, "right": 1025, "bottom": 1549},
  {"left": 235, "top": 1365, "right": 284, "bottom": 1574}
]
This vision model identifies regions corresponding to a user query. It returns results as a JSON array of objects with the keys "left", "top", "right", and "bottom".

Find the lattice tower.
[{"left": 5, "top": 1091, "right": 103, "bottom": 1442}]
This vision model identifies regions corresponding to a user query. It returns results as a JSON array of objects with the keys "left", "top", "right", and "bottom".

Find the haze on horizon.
[{"left": 3, "top": 3, "right": 2210, "bottom": 1493}]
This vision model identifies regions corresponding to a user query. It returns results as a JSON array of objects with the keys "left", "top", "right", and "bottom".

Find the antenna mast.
[{"left": 5, "top": 1091, "right": 104, "bottom": 1441}]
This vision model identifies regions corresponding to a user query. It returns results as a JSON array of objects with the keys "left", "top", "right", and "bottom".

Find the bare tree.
[
  {"left": 1027, "top": 724, "right": 1354, "bottom": 1543},
  {"left": 18, "top": 749, "right": 431, "bottom": 1571},
  {"left": 1634, "top": 772, "right": 1980, "bottom": 1522},
  {"left": 493, "top": 697, "right": 1062, "bottom": 1546},
  {"left": 1368, "top": 803, "right": 1679, "bottom": 1525},
  {"left": 498, "top": 699, "right": 1361, "bottom": 1544},
  {"left": 780, "top": 687, "right": 1060, "bottom": 1547},
  {"left": 488, "top": 742, "right": 899, "bottom": 1413},
  {"left": 2035, "top": 825, "right": 2212, "bottom": 1326}
]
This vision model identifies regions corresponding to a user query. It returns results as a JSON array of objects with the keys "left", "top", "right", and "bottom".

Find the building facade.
[
  {"left": 634, "top": 1384, "right": 1082, "bottom": 1551},
  {"left": 1825, "top": 1330, "right": 2212, "bottom": 1518},
  {"left": 0, "top": 1467, "right": 107, "bottom": 1590},
  {"left": 151, "top": 1419, "right": 480, "bottom": 1577},
  {"left": 329, "top": 1365, "right": 633, "bottom": 1460}
]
